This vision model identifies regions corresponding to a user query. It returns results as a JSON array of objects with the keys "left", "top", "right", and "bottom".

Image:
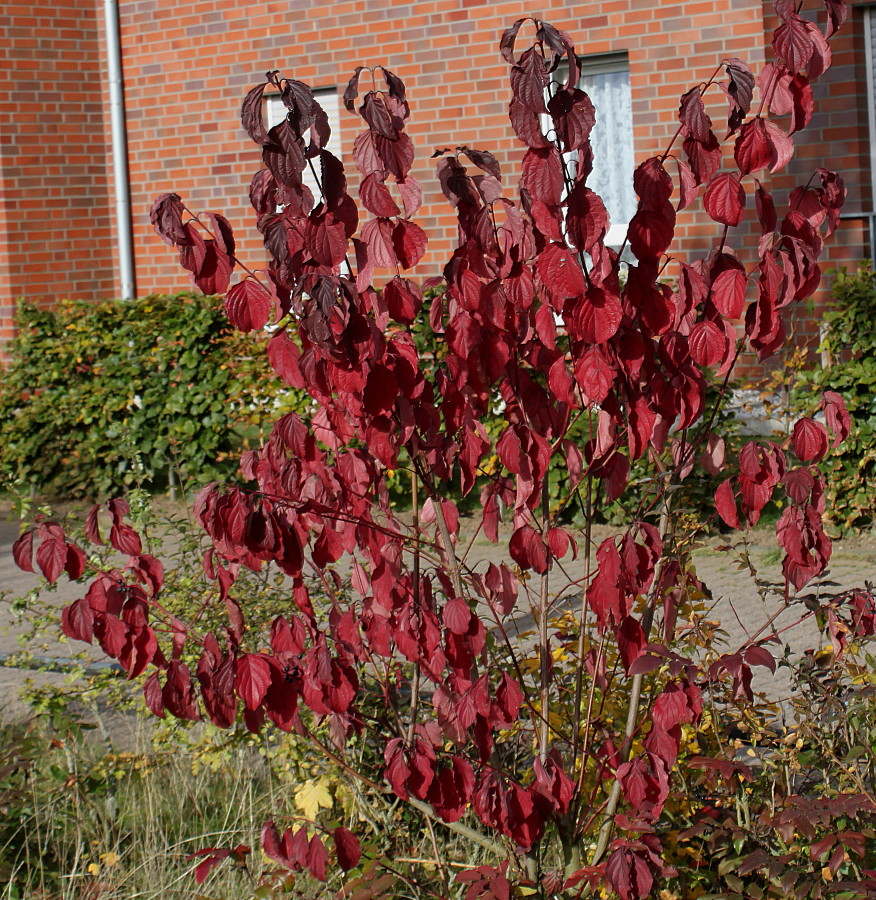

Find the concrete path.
[{"left": 1, "top": 508, "right": 874, "bottom": 724}]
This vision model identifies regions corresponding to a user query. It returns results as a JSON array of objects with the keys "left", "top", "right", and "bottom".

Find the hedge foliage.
[
  {"left": 806, "top": 264, "right": 876, "bottom": 530},
  {"left": 0, "top": 293, "right": 292, "bottom": 499}
]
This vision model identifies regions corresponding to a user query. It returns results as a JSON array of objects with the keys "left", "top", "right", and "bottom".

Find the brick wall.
[
  {"left": 0, "top": 0, "right": 116, "bottom": 342},
  {"left": 0, "top": 0, "right": 871, "bottom": 359},
  {"left": 120, "top": 0, "right": 771, "bottom": 291}
]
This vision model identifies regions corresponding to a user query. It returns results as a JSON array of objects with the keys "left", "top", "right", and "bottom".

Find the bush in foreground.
[{"left": 13, "top": 3, "right": 876, "bottom": 898}]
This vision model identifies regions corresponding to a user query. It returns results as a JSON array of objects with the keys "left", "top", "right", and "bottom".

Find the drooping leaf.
[{"left": 225, "top": 279, "right": 273, "bottom": 332}]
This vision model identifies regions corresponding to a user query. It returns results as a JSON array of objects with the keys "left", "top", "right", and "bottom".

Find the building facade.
[{"left": 0, "top": 0, "right": 873, "bottom": 350}]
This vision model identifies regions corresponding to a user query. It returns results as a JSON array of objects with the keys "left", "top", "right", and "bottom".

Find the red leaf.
[
  {"left": 443, "top": 597, "right": 472, "bottom": 635},
  {"left": 627, "top": 206, "right": 675, "bottom": 261},
  {"left": 788, "top": 74, "right": 814, "bottom": 133},
  {"left": 85, "top": 505, "right": 104, "bottom": 545},
  {"left": 333, "top": 827, "right": 361, "bottom": 871},
  {"left": 61, "top": 597, "right": 94, "bottom": 643},
  {"left": 745, "top": 645, "right": 776, "bottom": 673},
  {"left": 683, "top": 133, "right": 721, "bottom": 185},
  {"left": 306, "top": 834, "right": 328, "bottom": 881},
  {"left": 715, "top": 478, "right": 740, "bottom": 529},
  {"left": 383, "top": 276, "right": 422, "bottom": 325},
  {"left": 571, "top": 287, "right": 623, "bottom": 344},
  {"left": 236, "top": 654, "right": 271, "bottom": 710},
  {"left": 537, "top": 243, "right": 586, "bottom": 300},
  {"left": 110, "top": 523, "right": 142, "bottom": 556},
  {"left": 711, "top": 268, "right": 747, "bottom": 319},
  {"left": 397, "top": 176, "right": 423, "bottom": 218},
  {"left": 192, "top": 239, "right": 235, "bottom": 295},
  {"left": 241, "top": 81, "right": 270, "bottom": 145},
  {"left": 65, "top": 543, "right": 87, "bottom": 580},
  {"left": 305, "top": 218, "right": 347, "bottom": 267},
  {"left": 792, "top": 417, "right": 829, "bottom": 462},
  {"left": 566, "top": 183, "right": 608, "bottom": 251},
  {"left": 773, "top": 17, "right": 813, "bottom": 73},
  {"left": 144, "top": 671, "right": 166, "bottom": 718},
  {"left": 12, "top": 529, "right": 34, "bottom": 573},
  {"left": 36, "top": 538, "right": 67, "bottom": 583},
  {"left": 618, "top": 616, "right": 646, "bottom": 673},
  {"left": 360, "top": 172, "right": 400, "bottom": 217},
  {"left": 673, "top": 157, "right": 698, "bottom": 210},
  {"left": 678, "top": 86, "right": 711, "bottom": 142},
  {"left": 509, "top": 525, "right": 549, "bottom": 574},
  {"left": 225, "top": 279, "right": 273, "bottom": 332},
  {"left": 574, "top": 346, "right": 614, "bottom": 405},
  {"left": 703, "top": 173, "right": 746, "bottom": 227},
  {"left": 822, "top": 390, "right": 850, "bottom": 447},
  {"left": 150, "top": 192, "right": 188, "bottom": 246},
  {"left": 763, "top": 119, "right": 794, "bottom": 173},
  {"left": 509, "top": 97, "right": 551, "bottom": 149},
  {"left": 361, "top": 217, "right": 397, "bottom": 268},
  {"left": 688, "top": 320, "right": 726, "bottom": 367},
  {"left": 522, "top": 147, "right": 564, "bottom": 207},
  {"left": 393, "top": 220, "right": 427, "bottom": 269},
  {"left": 734, "top": 118, "right": 772, "bottom": 175},
  {"left": 267, "top": 330, "right": 304, "bottom": 388},
  {"left": 634, "top": 157, "right": 674, "bottom": 210}
]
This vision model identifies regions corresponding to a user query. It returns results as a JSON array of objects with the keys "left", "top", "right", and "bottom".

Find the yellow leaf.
[
  {"left": 294, "top": 777, "right": 334, "bottom": 820},
  {"left": 100, "top": 851, "right": 120, "bottom": 868},
  {"left": 87, "top": 863, "right": 101, "bottom": 876}
]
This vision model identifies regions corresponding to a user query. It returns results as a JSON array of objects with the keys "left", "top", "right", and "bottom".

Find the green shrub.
[
  {"left": 0, "top": 293, "right": 295, "bottom": 499},
  {"left": 805, "top": 265, "right": 876, "bottom": 531}
]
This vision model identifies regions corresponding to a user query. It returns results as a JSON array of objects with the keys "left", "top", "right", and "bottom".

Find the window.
[
  {"left": 265, "top": 87, "right": 342, "bottom": 205},
  {"left": 546, "top": 53, "right": 635, "bottom": 248}
]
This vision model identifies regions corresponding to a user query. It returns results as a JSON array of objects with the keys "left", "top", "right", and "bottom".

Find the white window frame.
[
  {"left": 265, "top": 87, "right": 342, "bottom": 206},
  {"left": 543, "top": 52, "right": 634, "bottom": 249}
]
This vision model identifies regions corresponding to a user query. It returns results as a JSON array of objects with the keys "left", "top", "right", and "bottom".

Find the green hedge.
[
  {"left": 805, "top": 265, "right": 876, "bottom": 530},
  {"left": 0, "top": 293, "right": 291, "bottom": 499}
]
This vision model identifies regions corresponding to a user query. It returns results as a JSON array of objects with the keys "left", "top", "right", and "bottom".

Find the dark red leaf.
[
  {"left": 734, "top": 118, "right": 772, "bottom": 175},
  {"left": 267, "top": 330, "right": 304, "bottom": 388},
  {"left": 522, "top": 147, "right": 564, "bottom": 207},
  {"left": 393, "top": 220, "right": 427, "bottom": 269},
  {"left": 12, "top": 529, "right": 34, "bottom": 573},
  {"left": 711, "top": 268, "right": 747, "bottom": 319},
  {"left": 566, "top": 183, "right": 609, "bottom": 251},
  {"left": 333, "top": 827, "right": 361, "bottom": 871},
  {"left": 225, "top": 279, "right": 273, "bottom": 332},
  {"left": 306, "top": 834, "right": 328, "bottom": 881},
  {"left": 628, "top": 206, "right": 675, "bottom": 261},
  {"left": 822, "top": 390, "right": 851, "bottom": 447},
  {"left": 537, "top": 243, "right": 586, "bottom": 300},
  {"left": 773, "top": 17, "right": 814, "bottom": 73},
  {"left": 679, "top": 86, "right": 711, "bottom": 141},
  {"left": 149, "top": 192, "right": 188, "bottom": 246},
  {"left": 509, "top": 525, "right": 549, "bottom": 574},
  {"left": 361, "top": 217, "right": 397, "bottom": 268},
  {"left": 110, "top": 523, "right": 142, "bottom": 556},
  {"left": 715, "top": 478, "right": 739, "bottom": 529},
  {"left": 745, "top": 644, "right": 776, "bottom": 673},
  {"left": 688, "top": 320, "right": 726, "bottom": 367},
  {"left": 792, "top": 417, "right": 829, "bottom": 462},
  {"left": 683, "top": 133, "right": 721, "bottom": 185},
  {"left": 703, "top": 173, "right": 746, "bottom": 227},
  {"left": 241, "top": 81, "right": 271, "bottom": 145},
  {"left": 36, "top": 538, "right": 67, "bottom": 583},
  {"left": 236, "top": 654, "right": 271, "bottom": 710},
  {"left": 360, "top": 172, "right": 400, "bottom": 217}
]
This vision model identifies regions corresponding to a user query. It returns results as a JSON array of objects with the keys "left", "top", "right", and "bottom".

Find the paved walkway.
[{"left": 1, "top": 511, "right": 873, "bottom": 723}]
